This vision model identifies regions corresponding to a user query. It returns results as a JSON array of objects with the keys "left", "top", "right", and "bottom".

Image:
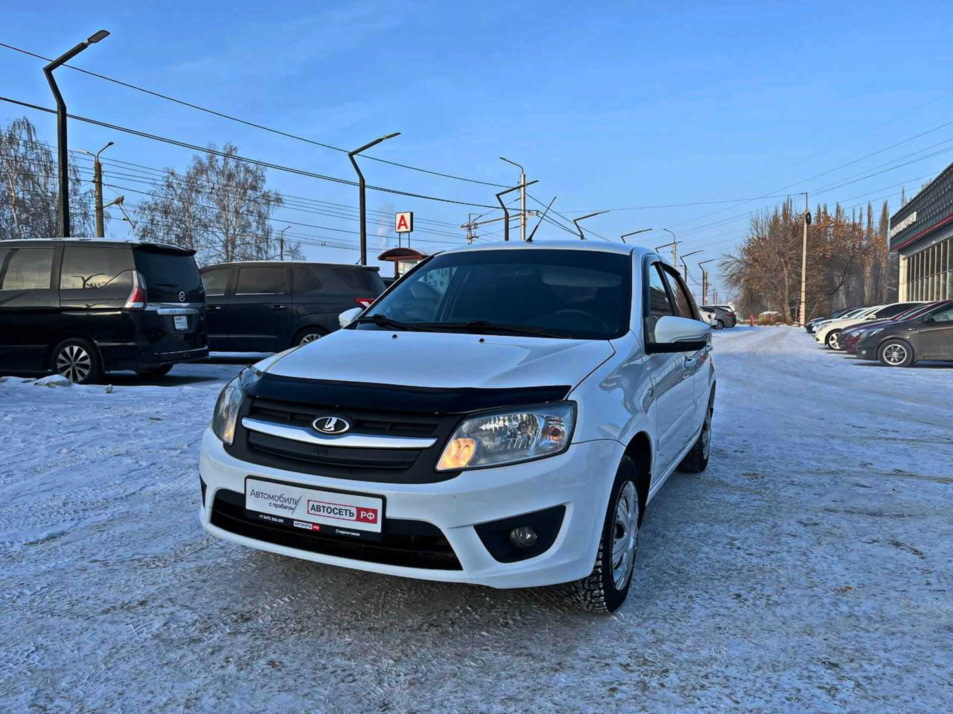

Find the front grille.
[
  {"left": 210, "top": 489, "right": 462, "bottom": 570},
  {"left": 226, "top": 396, "right": 460, "bottom": 483},
  {"left": 249, "top": 398, "right": 441, "bottom": 438}
]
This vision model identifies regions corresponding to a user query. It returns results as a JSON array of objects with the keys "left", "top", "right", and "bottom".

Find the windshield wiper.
[
  {"left": 354, "top": 313, "right": 418, "bottom": 331},
  {"left": 417, "top": 321, "right": 560, "bottom": 338}
]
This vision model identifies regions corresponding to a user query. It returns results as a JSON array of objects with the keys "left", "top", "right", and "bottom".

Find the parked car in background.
[
  {"left": 699, "top": 306, "right": 717, "bottom": 326},
  {"left": 200, "top": 261, "right": 385, "bottom": 352},
  {"left": 0, "top": 239, "right": 207, "bottom": 383},
  {"left": 702, "top": 305, "right": 737, "bottom": 329},
  {"left": 842, "top": 302, "right": 948, "bottom": 354},
  {"left": 814, "top": 302, "right": 923, "bottom": 350},
  {"left": 199, "top": 242, "right": 714, "bottom": 613},
  {"left": 855, "top": 302, "right": 953, "bottom": 367},
  {"left": 806, "top": 307, "right": 856, "bottom": 333}
]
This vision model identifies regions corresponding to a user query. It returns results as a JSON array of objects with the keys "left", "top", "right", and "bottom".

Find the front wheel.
[
  {"left": 878, "top": 339, "right": 914, "bottom": 368},
  {"left": 558, "top": 456, "right": 641, "bottom": 614},
  {"left": 825, "top": 330, "right": 843, "bottom": 350}
]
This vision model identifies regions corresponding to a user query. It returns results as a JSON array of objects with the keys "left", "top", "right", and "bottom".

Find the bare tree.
[
  {"left": 136, "top": 144, "right": 299, "bottom": 265},
  {"left": 0, "top": 116, "right": 93, "bottom": 239}
]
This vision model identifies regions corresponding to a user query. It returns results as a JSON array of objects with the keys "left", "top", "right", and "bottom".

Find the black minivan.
[
  {"left": 0, "top": 239, "right": 208, "bottom": 383},
  {"left": 200, "top": 261, "right": 385, "bottom": 351}
]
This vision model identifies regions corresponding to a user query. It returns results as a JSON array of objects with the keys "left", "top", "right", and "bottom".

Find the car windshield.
[{"left": 357, "top": 248, "right": 632, "bottom": 340}]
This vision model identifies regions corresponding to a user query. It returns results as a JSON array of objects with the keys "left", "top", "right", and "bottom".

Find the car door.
[
  {"left": 0, "top": 244, "right": 58, "bottom": 372},
  {"left": 658, "top": 265, "right": 710, "bottom": 446},
  {"left": 201, "top": 267, "right": 233, "bottom": 351},
  {"left": 643, "top": 261, "right": 697, "bottom": 474},
  {"left": 228, "top": 265, "right": 292, "bottom": 352},
  {"left": 917, "top": 306, "right": 953, "bottom": 359}
]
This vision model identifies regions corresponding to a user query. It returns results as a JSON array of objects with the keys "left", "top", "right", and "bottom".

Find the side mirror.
[
  {"left": 647, "top": 315, "right": 711, "bottom": 353},
  {"left": 339, "top": 307, "right": 362, "bottom": 328}
]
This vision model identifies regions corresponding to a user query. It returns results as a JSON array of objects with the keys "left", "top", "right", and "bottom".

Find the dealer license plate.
[
  {"left": 173, "top": 315, "right": 188, "bottom": 331},
  {"left": 245, "top": 477, "right": 383, "bottom": 540}
]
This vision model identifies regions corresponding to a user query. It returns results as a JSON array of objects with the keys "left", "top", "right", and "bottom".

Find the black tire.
[
  {"left": 557, "top": 456, "right": 642, "bottom": 614},
  {"left": 878, "top": 339, "right": 914, "bottom": 368},
  {"left": 135, "top": 365, "right": 173, "bottom": 379},
  {"left": 714, "top": 320, "right": 725, "bottom": 330},
  {"left": 51, "top": 338, "right": 103, "bottom": 385},
  {"left": 293, "top": 327, "right": 327, "bottom": 347},
  {"left": 678, "top": 398, "right": 713, "bottom": 473},
  {"left": 825, "top": 330, "right": 843, "bottom": 350}
]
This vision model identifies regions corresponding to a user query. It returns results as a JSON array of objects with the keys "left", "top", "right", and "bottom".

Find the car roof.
[
  {"left": 201, "top": 260, "right": 380, "bottom": 271},
  {"left": 440, "top": 239, "right": 639, "bottom": 257},
  {"left": 0, "top": 237, "right": 194, "bottom": 255}
]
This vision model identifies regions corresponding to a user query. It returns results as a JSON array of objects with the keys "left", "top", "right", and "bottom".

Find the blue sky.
[{"left": 3, "top": 0, "right": 953, "bottom": 298}]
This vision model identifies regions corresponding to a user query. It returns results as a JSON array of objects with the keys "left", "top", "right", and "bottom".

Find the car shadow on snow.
[{"left": 848, "top": 360, "right": 953, "bottom": 370}]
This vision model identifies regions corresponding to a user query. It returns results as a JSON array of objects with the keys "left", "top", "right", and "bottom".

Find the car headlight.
[
  {"left": 437, "top": 402, "right": 576, "bottom": 471},
  {"left": 211, "top": 373, "right": 248, "bottom": 445}
]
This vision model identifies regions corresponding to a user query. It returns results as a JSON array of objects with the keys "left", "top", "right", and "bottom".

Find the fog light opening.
[{"left": 509, "top": 526, "right": 538, "bottom": 549}]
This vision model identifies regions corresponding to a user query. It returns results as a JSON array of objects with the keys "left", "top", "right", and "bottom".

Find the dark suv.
[
  {"left": 0, "top": 239, "right": 208, "bottom": 383},
  {"left": 200, "top": 261, "right": 385, "bottom": 352}
]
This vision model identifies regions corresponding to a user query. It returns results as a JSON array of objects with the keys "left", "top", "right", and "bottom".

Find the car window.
[
  {"left": 202, "top": 268, "right": 231, "bottom": 296},
  {"left": 135, "top": 250, "right": 203, "bottom": 292},
  {"left": 931, "top": 306, "right": 953, "bottom": 323},
  {"left": 660, "top": 266, "right": 697, "bottom": 320},
  {"left": 645, "top": 263, "right": 676, "bottom": 341},
  {"left": 875, "top": 304, "right": 913, "bottom": 318},
  {"left": 362, "top": 250, "right": 631, "bottom": 340},
  {"left": 292, "top": 267, "right": 322, "bottom": 294},
  {"left": 60, "top": 246, "right": 135, "bottom": 295},
  {"left": 314, "top": 266, "right": 385, "bottom": 294},
  {"left": 235, "top": 267, "right": 287, "bottom": 295},
  {"left": 0, "top": 246, "right": 55, "bottom": 291}
]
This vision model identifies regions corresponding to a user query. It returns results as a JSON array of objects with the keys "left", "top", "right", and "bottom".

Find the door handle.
[
  {"left": 209, "top": 306, "right": 222, "bottom": 311},
  {"left": 271, "top": 304, "right": 287, "bottom": 310}
]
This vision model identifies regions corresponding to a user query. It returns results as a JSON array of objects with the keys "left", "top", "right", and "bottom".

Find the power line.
[
  {"left": 0, "top": 41, "right": 508, "bottom": 189},
  {"left": 0, "top": 95, "right": 500, "bottom": 209}
]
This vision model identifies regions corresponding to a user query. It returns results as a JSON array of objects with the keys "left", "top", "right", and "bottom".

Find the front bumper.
[{"left": 198, "top": 428, "right": 624, "bottom": 589}]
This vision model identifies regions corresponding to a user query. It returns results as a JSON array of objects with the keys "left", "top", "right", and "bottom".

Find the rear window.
[
  {"left": 61, "top": 246, "right": 134, "bottom": 295},
  {"left": 134, "top": 249, "right": 202, "bottom": 292},
  {"left": 315, "top": 266, "right": 384, "bottom": 294}
]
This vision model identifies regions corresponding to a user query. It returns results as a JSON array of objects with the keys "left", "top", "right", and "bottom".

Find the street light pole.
[
  {"left": 500, "top": 157, "right": 526, "bottom": 242},
  {"left": 495, "top": 180, "right": 539, "bottom": 242},
  {"left": 43, "top": 29, "right": 110, "bottom": 238},
  {"left": 620, "top": 227, "right": 652, "bottom": 244},
  {"left": 679, "top": 249, "right": 703, "bottom": 281},
  {"left": 797, "top": 192, "right": 809, "bottom": 326},
  {"left": 348, "top": 132, "right": 400, "bottom": 265},
  {"left": 573, "top": 211, "right": 608, "bottom": 240},
  {"left": 278, "top": 225, "right": 290, "bottom": 260},
  {"left": 662, "top": 228, "right": 678, "bottom": 266}
]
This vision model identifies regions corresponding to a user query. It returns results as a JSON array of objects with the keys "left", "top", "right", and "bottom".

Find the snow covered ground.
[{"left": 1, "top": 328, "right": 951, "bottom": 712}]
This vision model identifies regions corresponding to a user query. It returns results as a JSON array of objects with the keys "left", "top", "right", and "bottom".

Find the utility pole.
[
  {"left": 43, "top": 29, "right": 110, "bottom": 237},
  {"left": 278, "top": 225, "right": 290, "bottom": 260},
  {"left": 348, "top": 132, "right": 400, "bottom": 265},
  {"left": 82, "top": 141, "right": 114, "bottom": 237},
  {"left": 500, "top": 157, "right": 526, "bottom": 241},
  {"left": 495, "top": 180, "right": 538, "bottom": 242},
  {"left": 621, "top": 227, "right": 653, "bottom": 244},
  {"left": 699, "top": 259, "right": 715, "bottom": 305},
  {"left": 797, "top": 192, "right": 809, "bottom": 326}
]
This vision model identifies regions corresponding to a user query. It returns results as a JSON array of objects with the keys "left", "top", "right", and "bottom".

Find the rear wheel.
[
  {"left": 558, "top": 456, "right": 642, "bottom": 614},
  {"left": 878, "top": 339, "right": 914, "bottom": 368},
  {"left": 714, "top": 320, "right": 725, "bottom": 330},
  {"left": 135, "top": 365, "right": 173, "bottom": 379},
  {"left": 826, "top": 330, "right": 843, "bottom": 350},
  {"left": 293, "top": 327, "right": 327, "bottom": 347},
  {"left": 51, "top": 338, "right": 102, "bottom": 384}
]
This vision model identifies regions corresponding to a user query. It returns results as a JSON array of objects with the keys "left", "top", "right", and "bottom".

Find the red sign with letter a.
[{"left": 395, "top": 212, "right": 414, "bottom": 233}]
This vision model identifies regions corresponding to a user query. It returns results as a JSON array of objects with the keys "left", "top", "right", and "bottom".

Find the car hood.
[{"left": 262, "top": 329, "right": 617, "bottom": 390}]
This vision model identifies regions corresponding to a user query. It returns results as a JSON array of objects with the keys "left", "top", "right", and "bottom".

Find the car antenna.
[{"left": 527, "top": 196, "right": 557, "bottom": 243}]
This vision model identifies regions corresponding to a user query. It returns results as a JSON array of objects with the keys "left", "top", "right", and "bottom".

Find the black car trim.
[{"left": 245, "top": 372, "right": 571, "bottom": 415}]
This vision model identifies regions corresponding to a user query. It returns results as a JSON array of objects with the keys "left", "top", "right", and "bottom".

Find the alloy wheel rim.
[
  {"left": 300, "top": 333, "right": 322, "bottom": 344},
  {"left": 611, "top": 481, "right": 639, "bottom": 590},
  {"left": 884, "top": 344, "right": 907, "bottom": 365},
  {"left": 829, "top": 333, "right": 840, "bottom": 349},
  {"left": 57, "top": 345, "right": 91, "bottom": 383}
]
